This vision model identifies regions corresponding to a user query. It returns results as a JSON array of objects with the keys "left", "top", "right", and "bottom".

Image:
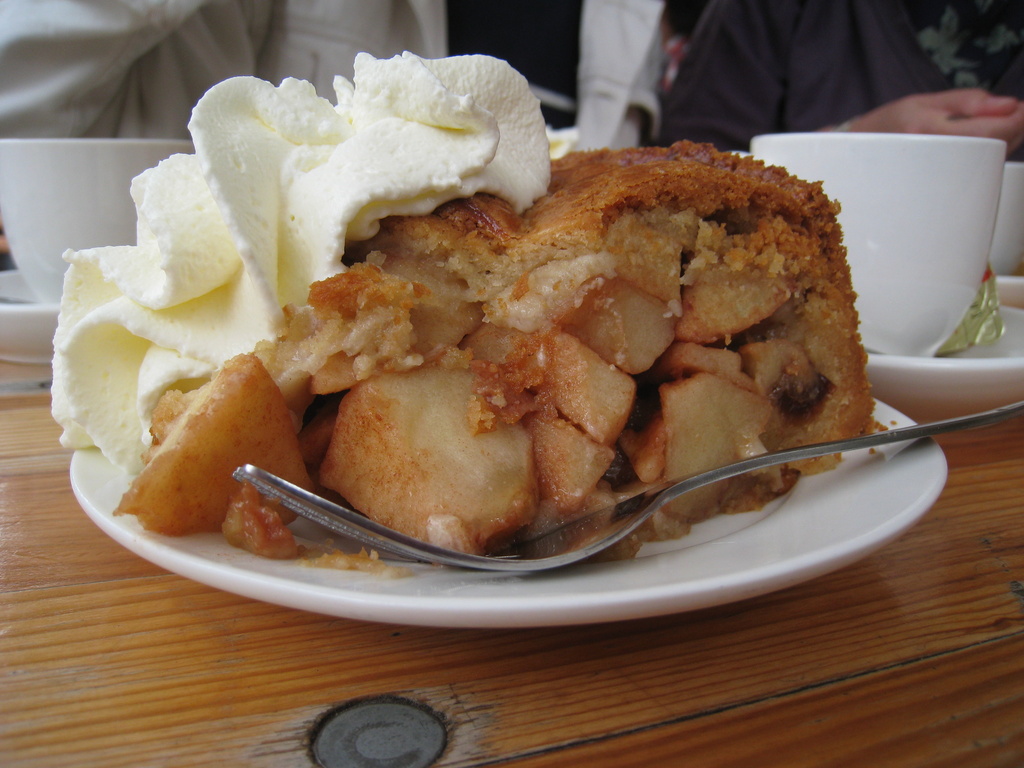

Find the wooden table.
[{"left": 2, "top": 359, "right": 1023, "bottom": 768}]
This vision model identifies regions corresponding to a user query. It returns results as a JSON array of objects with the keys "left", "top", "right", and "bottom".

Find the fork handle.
[{"left": 653, "top": 398, "right": 1024, "bottom": 509}]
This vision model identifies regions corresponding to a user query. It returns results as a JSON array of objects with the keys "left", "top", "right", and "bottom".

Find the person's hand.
[{"left": 846, "top": 88, "right": 1024, "bottom": 155}]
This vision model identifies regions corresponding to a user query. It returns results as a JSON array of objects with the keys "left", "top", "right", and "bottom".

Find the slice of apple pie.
[{"left": 117, "top": 141, "right": 875, "bottom": 560}]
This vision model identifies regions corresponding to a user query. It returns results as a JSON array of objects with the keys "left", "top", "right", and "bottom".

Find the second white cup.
[
  {"left": 750, "top": 132, "right": 1005, "bottom": 357},
  {"left": 990, "top": 161, "right": 1024, "bottom": 276}
]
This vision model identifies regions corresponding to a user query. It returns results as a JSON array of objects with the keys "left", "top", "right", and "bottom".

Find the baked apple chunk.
[
  {"left": 560, "top": 277, "right": 676, "bottom": 374},
  {"left": 319, "top": 362, "right": 537, "bottom": 554},
  {"left": 536, "top": 331, "right": 636, "bottom": 446},
  {"left": 527, "top": 411, "right": 615, "bottom": 520},
  {"left": 115, "top": 354, "right": 312, "bottom": 536},
  {"left": 658, "top": 372, "right": 777, "bottom": 530}
]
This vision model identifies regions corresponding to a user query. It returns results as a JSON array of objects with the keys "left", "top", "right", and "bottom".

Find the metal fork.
[{"left": 233, "top": 399, "right": 1024, "bottom": 572}]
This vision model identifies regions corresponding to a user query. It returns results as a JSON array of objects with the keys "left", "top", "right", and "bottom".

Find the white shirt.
[
  {"left": 0, "top": 0, "right": 447, "bottom": 139},
  {"left": 577, "top": 0, "right": 664, "bottom": 149},
  {"left": 0, "top": 0, "right": 661, "bottom": 145}
]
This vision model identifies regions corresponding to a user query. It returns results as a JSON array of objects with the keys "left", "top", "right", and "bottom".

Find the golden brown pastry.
[{"left": 119, "top": 141, "right": 875, "bottom": 559}]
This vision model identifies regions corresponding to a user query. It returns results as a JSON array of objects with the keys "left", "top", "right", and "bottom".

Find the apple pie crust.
[{"left": 116, "top": 141, "right": 875, "bottom": 560}]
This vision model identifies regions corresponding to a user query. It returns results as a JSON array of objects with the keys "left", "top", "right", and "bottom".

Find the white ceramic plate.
[
  {"left": 998, "top": 275, "right": 1024, "bottom": 310},
  {"left": 70, "top": 402, "right": 946, "bottom": 628},
  {"left": 867, "top": 306, "right": 1024, "bottom": 422},
  {"left": 0, "top": 270, "right": 58, "bottom": 363}
]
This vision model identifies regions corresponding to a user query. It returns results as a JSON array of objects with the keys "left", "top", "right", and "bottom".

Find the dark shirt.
[
  {"left": 905, "top": 0, "right": 1024, "bottom": 89},
  {"left": 658, "top": 0, "right": 1024, "bottom": 159},
  {"left": 447, "top": 0, "right": 582, "bottom": 128}
]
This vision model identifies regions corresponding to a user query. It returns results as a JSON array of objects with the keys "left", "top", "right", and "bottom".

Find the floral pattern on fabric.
[{"left": 905, "top": 0, "right": 1024, "bottom": 87}]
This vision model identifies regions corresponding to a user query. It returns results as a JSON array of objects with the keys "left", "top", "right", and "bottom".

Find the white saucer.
[
  {"left": 71, "top": 402, "right": 945, "bottom": 628},
  {"left": 0, "top": 270, "right": 59, "bottom": 364},
  {"left": 997, "top": 275, "right": 1024, "bottom": 310},
  {"left": 867, "top": 305, "right": 1024, "bottom": 421}
]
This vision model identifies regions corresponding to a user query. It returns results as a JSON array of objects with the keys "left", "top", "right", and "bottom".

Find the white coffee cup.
[
  {"left": 990, "top": 161, "right": 1024, "bottom": 276},
  {"left": 749, "top": 132, "right": 1004, "bottom": 357},
  {"left": 0, "top": 138, "right": 193, "bottom": 304}
]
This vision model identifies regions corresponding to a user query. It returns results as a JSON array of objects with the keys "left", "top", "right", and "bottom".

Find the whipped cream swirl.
[{"left": 52, "top": 52, "right": 551, "bottom": 473}]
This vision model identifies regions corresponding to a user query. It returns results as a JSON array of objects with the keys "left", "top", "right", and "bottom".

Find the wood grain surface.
[{"left": 2, "top": 361, "right": 1022, "bottom": 768}]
